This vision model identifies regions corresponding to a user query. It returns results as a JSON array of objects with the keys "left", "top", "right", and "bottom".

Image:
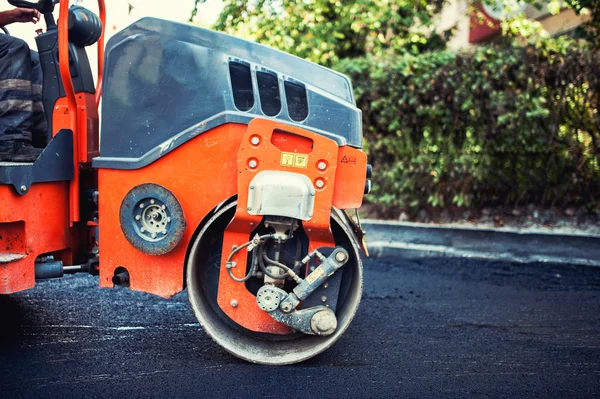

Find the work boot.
[{"left": 0, "top": 140, "right": 42, "bottom": 162}]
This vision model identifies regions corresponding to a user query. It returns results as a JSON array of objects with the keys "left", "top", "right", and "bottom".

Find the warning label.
[{"left": 280, "top": 152, "right": 308, "bottom": 168}]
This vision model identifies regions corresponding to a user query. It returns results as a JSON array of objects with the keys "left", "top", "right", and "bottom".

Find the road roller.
[{"left": 0, "top": 0, "right": 371, "bottom": 364}]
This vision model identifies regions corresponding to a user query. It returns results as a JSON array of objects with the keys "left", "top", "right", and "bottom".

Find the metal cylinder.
[{"left": 34, "top": 261, "right": 64, "bottom": 279}]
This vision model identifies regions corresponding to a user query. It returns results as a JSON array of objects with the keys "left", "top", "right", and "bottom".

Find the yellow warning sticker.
[{"left": 280, "top": 152, "right": 308, "bottom": 168}]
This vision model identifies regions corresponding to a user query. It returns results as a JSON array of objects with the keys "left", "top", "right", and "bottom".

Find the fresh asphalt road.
[{"left": 1, "top": 256, "right": 600, "bottom": 398}]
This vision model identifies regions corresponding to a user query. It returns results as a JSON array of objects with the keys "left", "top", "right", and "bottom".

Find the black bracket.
[{"left": 0, "top": 129, "right": 74, "bottom": 195}]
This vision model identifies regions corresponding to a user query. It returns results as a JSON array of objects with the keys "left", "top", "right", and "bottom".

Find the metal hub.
[
  {"left": 256, "top": 287, "right": 281, "bottom": 312},
  {"left": 134, "top": 198, "right": 171, "bottom": 241}
]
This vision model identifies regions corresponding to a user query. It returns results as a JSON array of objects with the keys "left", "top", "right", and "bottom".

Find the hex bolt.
[
  {"left": 20, "top": 185, "right": 27, "bottom": 192},
  {"left": 247, "top": 206, "right": 252, "bottom": 211},
  {"left": 315, "top": 180, "right": 325, "bottom": 189},
  {"left": 161, "top": 205, "right": 166, "bottom": 210},
  {"left": 151, "top": 232, "right": 157, "bottom": 238},
  {"left": 249, "top": 184, "right": 254, "bottom": 189},
  {"left": 166, "top": 217, "right": 171, "bottom": 223},
  {"left": 230, "top": 299, "right": 238, "bottom": 308},
  {"left": 150, "top": 199, "right": 155, "bottom": 204},
  {"left": 321, "top": 296, "right": 327, "bottom": 303},
  {"left": 139, "top": 203, "right": 145, "bottom": 209},
  {"left": 250, "top": 137, "right": 260, "bottom": 145},
  {"left": 248, "top": 160, "right": 258, "bottom": 169},
  {"left": 135, "top": 215, "right": 141, "bottom": 221},
  {"left": 317, "top": 161, "right": 327, "bottom": 171},
  {"left": 162, "top": 230, "right": 167, "bottom": 235},
  {"left": 335, "top": 251, "right": 347, "bottom": 263}
]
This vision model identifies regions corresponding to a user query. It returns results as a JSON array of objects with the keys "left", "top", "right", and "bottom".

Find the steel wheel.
[{"left": 186, "top": 201, "right": 363, "bottom": 365}]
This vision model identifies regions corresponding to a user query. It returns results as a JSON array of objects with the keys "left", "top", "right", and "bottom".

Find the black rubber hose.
[
  {"left": 257, "top": 241, "right": 284, "bottom": 279},
  {"left": 226, "top": 234, "right": 273, "bottom": 282}
]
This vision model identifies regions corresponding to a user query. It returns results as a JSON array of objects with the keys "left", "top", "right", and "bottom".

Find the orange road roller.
[{"left": 0, "top": 0, "right": 371, "bottom": 364}]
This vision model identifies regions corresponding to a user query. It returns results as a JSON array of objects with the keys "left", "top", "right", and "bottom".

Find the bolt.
[
  {"left": 316, "top": 180, "right": 325, "bottom": 189},
  {"left": 249, "top": 184, "right": 254, "bottom": 189},
  {"left": 161, "top": 205, "right": 166, "bottom": 210},
  {"left": 335, "top": 251, "right": 347, "bottom": 263},
  {"left": 162, "top": 230, "right": 167, "bottom": 234},
  {"left": 151, "top": 232, "right": 157, "bottom": 238},
  {"left": 250, "top": 222, "right": 255, "bottom": 226},
  {"left": 150, "top": 199, "right": 155, "bottom": 204},
  {"left": 310, "top": 192, "right": 315, "bottom": 196},
  {"left": 140, "top": 227, "right": 146, "bottom": 233},
  {"left": 307, "top": 229, "right": 312, "bottom": 232},
  {"left": 308, "top": 213, "right": 313, "bottom": 217},
  {"left": 248, "top": 160, "right": 258, "bottom": 169},
  {"left": 230, "top": 299, "right": 238, "bottom": 308},
  {"left": 317, "top": 161, "right": 327, "bottom": 171},
  {"left": 139, "top": 203, "right": 145, "bottom": 209},
  {"left": 310, "top": 266, "right": 315, "bottom": 272},
  {"left": 311, "top": 311, "right": 337, "bottom": 335},
  {"left": 247, "top": 206, "right": 252, "bottom": 211},
  {"left": 323, "top": 282, "right": 329, "bottom": 288},
  {"left": 166, "top": 217, "right": 171, "bottom": 223},
  {"left": 321, "top": 296, "right": 327, "bottom": 303},
  {"left": 135, "top": 215, "right": 141, "bottom": 220},
  {"left": 250, "top": 137, "right": 260, "bottom": 145},
  {"left": 281, "top": 303, "right": 292, "bottom": 312},
  {"left": 20, "top": 185, "right": 26, "bottom": 192}
]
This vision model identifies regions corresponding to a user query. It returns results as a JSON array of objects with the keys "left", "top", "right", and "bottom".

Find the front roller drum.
[{"left": 186, "top": 202, "right": 363, "bottom": 365}]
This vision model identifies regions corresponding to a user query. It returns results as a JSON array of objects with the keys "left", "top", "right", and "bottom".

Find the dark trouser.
[{"left": 0, "top": 34, "right": 47, "bottom": 146}]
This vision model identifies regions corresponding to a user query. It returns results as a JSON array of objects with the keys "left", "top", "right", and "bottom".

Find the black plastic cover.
[{"left": 94, "top": 18, "right": 362, "bottom": 170}]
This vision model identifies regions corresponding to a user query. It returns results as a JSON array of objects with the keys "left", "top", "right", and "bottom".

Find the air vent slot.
[
  {"left": 256, "top": 71, "right": 281, "bottom": 117},
  {"left": 284, "top": 81, "right": 308, "bottom": 122},
  {"left": 229, "top": 61, "right": 254, "bottom": 111}
]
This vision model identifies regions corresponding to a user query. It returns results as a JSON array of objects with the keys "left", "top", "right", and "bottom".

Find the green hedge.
[{"left": 337, "top": 41, "right": 600, "bottom": 213}]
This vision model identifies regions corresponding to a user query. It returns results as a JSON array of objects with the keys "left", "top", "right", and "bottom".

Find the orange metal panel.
[
  {"left": 97, "top": 124, "right": 245, "bottom": 298},
  {"left": 53, "top": 93, "right": 99, "bottom": 162},
  {"left": 217, "top": 119, "right": 341, "bottom": 334},
  {"left": 0, "top": 182, "right": 72, "bottom": 294},
  {"left": 331, "top": 146, "right": 367, "bottom": 209}
]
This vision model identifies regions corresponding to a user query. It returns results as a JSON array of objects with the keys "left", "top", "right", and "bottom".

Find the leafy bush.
[
  {"left": 337, "top": 40, "right": 600, "bottom": 212},
  {"left": 202, "top": 0, "right": 448, "bottom": 66}
]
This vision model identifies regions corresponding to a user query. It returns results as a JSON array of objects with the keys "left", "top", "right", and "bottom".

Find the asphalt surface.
[{"left": 1, "top": 256, "right": 600, "bottom": 398}]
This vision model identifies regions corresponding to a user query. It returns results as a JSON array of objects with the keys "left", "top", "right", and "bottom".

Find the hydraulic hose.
[{"left": 226, "top": 234, "right": 274, "bottom": 282}]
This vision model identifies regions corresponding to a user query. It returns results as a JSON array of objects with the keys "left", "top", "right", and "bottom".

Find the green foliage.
[
  {"left": 565, "top": 0, "right": 600, "bottom": 48},
  {"left": 191, "top": 0, "right": 600, "bottom": 213},
  {"left": 338, "top": 41, "right": 600, "bottom": 211},
  {"left": 209, "top": 0, "right": 448, "bottom": 66}
]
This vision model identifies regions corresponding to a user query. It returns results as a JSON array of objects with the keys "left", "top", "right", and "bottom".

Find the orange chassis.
[{"left": 0, "top": 0, "right": 368, "bottom": 338}]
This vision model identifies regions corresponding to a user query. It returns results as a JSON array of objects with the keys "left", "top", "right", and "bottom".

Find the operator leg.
[
  {"left": 0, "top": 34, "right": 43, "bottom": 162},
  {"left": 30, "top": 50, "right": 48, "bottom": 148}
]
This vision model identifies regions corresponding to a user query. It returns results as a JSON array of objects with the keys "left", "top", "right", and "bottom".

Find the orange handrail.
[
  {"left": 95, "top": 0, "right": 106, "bottom": 106},
  {"left": 58, "top": 0, "right": 107, "bottom": 225},
  {"left": 57, "top": 0, "right": 79, "bottom": 224},
  {"left": 58, "top": 0, "right": 76, "bottom": 131}
]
